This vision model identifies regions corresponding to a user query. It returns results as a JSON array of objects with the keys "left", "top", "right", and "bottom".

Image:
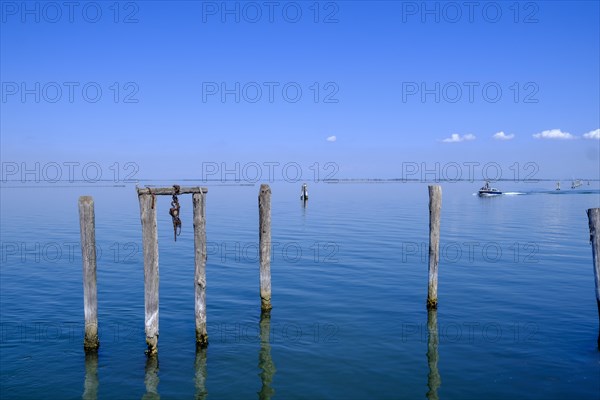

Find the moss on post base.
[
  {"left": 146, "top": 336, "right": 158, "bottom": 355},
  {"left": 426, "top": 298, "right": 438, "bottom": 310},
  {"left": 84, "top": 334, "right": 99, "bottom": 352},
  {"left": 261, "top": 298, "right": 272, "bottom": 312},
  {"left": 196, "top": 333, "right": 209, "bottom": 348}
]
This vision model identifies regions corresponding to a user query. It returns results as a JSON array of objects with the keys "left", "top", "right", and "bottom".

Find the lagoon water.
[{"left": 1, "top": 181, "right": 599, "bottom": 399}]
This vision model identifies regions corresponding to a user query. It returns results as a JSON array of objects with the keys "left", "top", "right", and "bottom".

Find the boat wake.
[
  {"left": 472, "top": 191, "right": 526, "bottom": 196},
  {"left": 473, "top": 190, "right": 599, "bottom": 197}
]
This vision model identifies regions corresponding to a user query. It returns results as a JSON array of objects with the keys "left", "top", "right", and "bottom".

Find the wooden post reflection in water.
[
  {"left": 426, "top": 309, "right": 441, "bottom": 400},
  {"left": 195, "top": 346, "right": 208, "bottom": 400},
  {"left": 258, "top": 310, "right": 276, "bottom": 400},
  {"left": 142, "top": 355, "right": 160, "bottom": 400},
  {"left": 82, "top": 351, "right": 98, "bottom": 400}
]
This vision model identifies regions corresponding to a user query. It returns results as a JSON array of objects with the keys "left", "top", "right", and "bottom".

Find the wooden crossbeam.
[{"left": 136, "top": 186, "right": 208, "bottom": 196}]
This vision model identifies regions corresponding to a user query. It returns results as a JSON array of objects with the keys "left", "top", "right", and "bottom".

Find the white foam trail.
[{"left": 503, "top": 192, "right": 526, "bottom": 195}]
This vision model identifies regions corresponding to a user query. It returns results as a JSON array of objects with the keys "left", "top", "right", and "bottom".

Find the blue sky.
[{"left": 1, "top": 0, "right": 599, "bottom": 181}]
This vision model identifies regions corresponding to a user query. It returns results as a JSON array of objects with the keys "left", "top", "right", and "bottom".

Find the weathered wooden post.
[
  {"left": 426, "top": 309, "right": 441, "bottom": 400},
  {"left": 193, "top": 192, "right": 208, "bottom": 347},
  {"left": 139, "top": 191, "right": 159, "bottom": 354},
  {"left": 427, "top": 185, "right": 442, "bottom": 309},
  {"left": 587, "top": 208, "right": 600, "bottom": 349},
  {"left": 259, "top": 184, "right": 272, "bottom": 311},
  {"left": 79, "top": 196, "right": 99, "bottom": 351}
]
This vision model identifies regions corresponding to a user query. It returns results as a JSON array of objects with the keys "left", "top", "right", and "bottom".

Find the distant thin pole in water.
[
  {"left": 79, "top": 196, "right": 99, "bottom": 351},
  {"left": 259, "top": 184, "right": 272, "bottom": 311},
  {"left": 587, "top": 208, "right": 600, "bottom": 349},
  {"left": 427, "top": 186, "right": 442, "bottom": 309}
]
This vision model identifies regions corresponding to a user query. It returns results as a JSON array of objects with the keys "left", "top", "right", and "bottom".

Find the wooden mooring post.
[
  {"left": 427, "top": 186, "right": 442, "bottom": 309},
  {"left": 79, "top": 196, "right": 99, "bottom": 351},
  {"left": 139, "top": 191, "right": 159, "bottom": 354},
  {"left": 193, "top": 191, "right": 208, "bottom": 347},
  {"left": 137, "top": 186, "right": 208, "bottom": 354},
  {"left": 587, "top": 208, "right": 600, "bottom": 349},
  {"left": 259, "top": 184, "right": 272, "bottom": 311}
]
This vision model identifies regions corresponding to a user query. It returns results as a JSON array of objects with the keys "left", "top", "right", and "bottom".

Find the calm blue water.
[{"left": 1, "top": 182, "right": 599, "bottom": 399}]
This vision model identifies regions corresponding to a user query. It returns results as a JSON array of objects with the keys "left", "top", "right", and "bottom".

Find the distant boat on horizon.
[
  {"left": 478, "top": 181, "right": 502, "bottom": 197},
  {"left": 556, "top": 181, "right": 561, "bottom": 191},
  {"left": 571, "top": 179, "right": 582, "bottom": 189}
]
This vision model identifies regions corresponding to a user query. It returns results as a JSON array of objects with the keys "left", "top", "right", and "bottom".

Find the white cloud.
[
  {"left": 493, "top": 131, "right": 515, "bottom": 140},
  {"left": 326, "top": 135, "right": 337, "bottom": 142},
  {"left": 442, "top": 133, "right": 476, "bottom": 143},
  {"left": 532, "top": 129, "right": 574, "bottom": 140},
  {"left": 583, "top": 128, "right": 600, "bottom": 140}
]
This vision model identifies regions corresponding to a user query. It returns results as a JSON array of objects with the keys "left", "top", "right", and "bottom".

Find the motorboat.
[{"left": 478, "top": 181, "right": 502, "bottom": 196}]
